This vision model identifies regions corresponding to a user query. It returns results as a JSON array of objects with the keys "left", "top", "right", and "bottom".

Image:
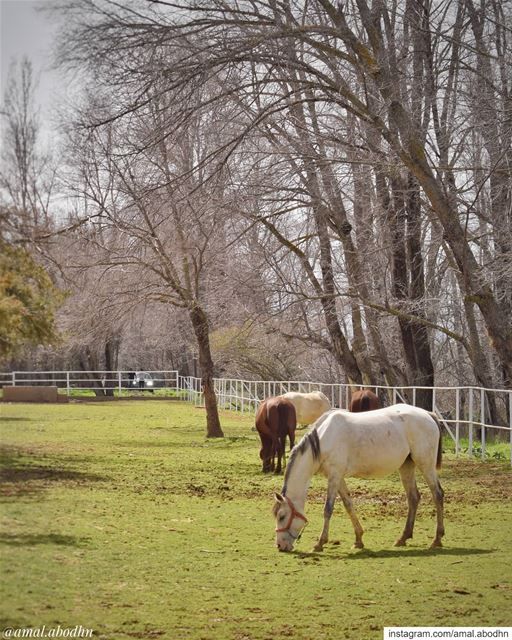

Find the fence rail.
[
  {"left": 1, "top": 370, "right": 510, "bottom": 465},
  {"left": 0, "top": 370, "right": 179, "bottom": 396},
  {"left": 178, "top": 375, "right": 512, "bottom": 466}
]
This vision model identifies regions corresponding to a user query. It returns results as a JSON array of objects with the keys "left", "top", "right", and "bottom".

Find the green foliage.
[
  {"left": 0, "top": 239, "right": 62, "bottom": 361},
  {"left": 443, "top": 436, "right": 510, "bottom": 463},
  {"left": 0, "top": 402, "right": 511, "bottom": 639}
]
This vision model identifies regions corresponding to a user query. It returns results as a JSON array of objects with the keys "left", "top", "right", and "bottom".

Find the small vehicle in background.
[{"left": 130, "top": 371, "right": 154, "bottom": 391}]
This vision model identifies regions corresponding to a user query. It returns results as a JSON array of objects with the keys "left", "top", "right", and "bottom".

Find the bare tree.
[
  {"left": 0, "top": 57, "right": 56, "bottom": 232},
  {"left": 52, "top": 0, "right": 512, "bottom": 396},
  {"left": 60, "top": 85, "right": 229, "bottom": 434}
]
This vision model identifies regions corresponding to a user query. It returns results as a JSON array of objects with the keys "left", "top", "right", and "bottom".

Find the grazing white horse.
[
  {"left": 273, "top": 405, "right": 444, "bottom": 552},
  {"left": 281, "top": 391, "right": 331, "bottom": 425}
]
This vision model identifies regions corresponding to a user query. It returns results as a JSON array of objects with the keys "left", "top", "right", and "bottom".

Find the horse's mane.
[{"left": 281, "top": 427, "right": 321, "bottom": 495}]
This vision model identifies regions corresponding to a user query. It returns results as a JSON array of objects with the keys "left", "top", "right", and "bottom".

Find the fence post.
[
  {"left": 118, "top": 371, "right": 122, "bottom": 398},
  {"left": 12, "top": 371, "right": 16, "bottom": 387},
  {"left": 509, "top": 392, "right": 512, "bottom": 467},
  {"left": 480, "top": 388, "right": 486, "bottom": 460},
  {"left": 455, "top": 388, "right": 460, "bottom": 457},
  {"left": 67, "top": 372, "right": 70, "bottom": 396},
  {"left": 468, "top": 389, "right": 473, "bottom": 458}
]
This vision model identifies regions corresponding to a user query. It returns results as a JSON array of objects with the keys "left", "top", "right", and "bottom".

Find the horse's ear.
[{"left": 275, "top": 492, "right": 285, "bottom": 503}]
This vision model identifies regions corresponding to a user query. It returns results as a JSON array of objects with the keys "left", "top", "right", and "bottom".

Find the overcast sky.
[{"left": 1, "top": 0, "right": 64, "bottom": 135}]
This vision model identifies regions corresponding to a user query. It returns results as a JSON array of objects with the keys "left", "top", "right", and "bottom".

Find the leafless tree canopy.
[{"left": 3, "top": 0, "right": 512, "bottom": 424}]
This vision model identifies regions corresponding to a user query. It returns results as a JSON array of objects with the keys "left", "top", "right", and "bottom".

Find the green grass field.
[{"left": 1, "top": 401, "right": 511, "bottom": 640}]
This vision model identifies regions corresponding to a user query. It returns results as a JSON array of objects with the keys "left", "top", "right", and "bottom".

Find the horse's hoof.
[
  {"left": 394, "top": 538, "right": 406, "bottom": 547},
  {"left": 430, "top": 540, "right": 443, "bottom": 549},
  {"left": 313, "top": 543, "right": 324, "bottom": 552},
  {"left": 352, "top": 541, "right": 364, "bottom": 549}
]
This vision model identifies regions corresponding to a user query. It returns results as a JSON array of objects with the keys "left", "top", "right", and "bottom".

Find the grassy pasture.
[{"left": 0, "top": 401, "right": 511, "bottom": 640}]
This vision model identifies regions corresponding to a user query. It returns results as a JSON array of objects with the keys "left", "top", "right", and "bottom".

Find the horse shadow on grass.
[{"left": 292, "top": 546, "right": 495, "bottom": 561}]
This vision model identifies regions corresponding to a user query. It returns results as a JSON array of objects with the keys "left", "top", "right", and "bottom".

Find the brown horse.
[
  {"left": 255, "top": 397, "right": 297, "bottom": 474},
  {"left": 349, "top": 389, "right": 381, "bottom": 412}
]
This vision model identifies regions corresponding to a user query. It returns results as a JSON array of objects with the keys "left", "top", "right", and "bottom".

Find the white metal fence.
[
  {"left": 178, "top": 375, "right": 512, "bottom": 466},
  {"left": 1, "top": 370, "right": 510, "bottom": 464},
  {"left": 0, "top": 370, "right": 179, "bottom": 396}
]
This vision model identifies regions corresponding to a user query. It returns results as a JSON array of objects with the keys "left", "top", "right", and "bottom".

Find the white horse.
[
  {"left": 281, "top": 391, "right": 331, "bottom": 425},
  {"left": 273, "top": 405, "right": 444, "bottom": 552}
]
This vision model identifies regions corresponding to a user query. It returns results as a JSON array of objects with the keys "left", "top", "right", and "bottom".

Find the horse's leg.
[
  {"left": 338, "top": 478, "right": 365, "bottom": 549},
  {"left": 260, "top": 433, "right": 272, "bottom": 473},
  {"left": 313, "top": 476, "right": 339, "bottom": 552},
  {"left": 275, "top": 436, "right": 284, "bottom": 474},
  {"left": 271, "top": 437, "right": 278, "bottom": 473},
  {"left": 418, "top": 466, "right": 445, "bottom": 548},
  {"left": 267, "top": 406, "right": 278, "bottom": 473},
  {"left": 258, "top": 433, "right": 267, "bottom": 472},
  {"left": 287, "top": 409, "right": 296, "bottom": 451},
  {"left": 260, "top": 447, "right": 267, "bottom": 473},
  {"left": 288, "top": 426, "right": 295, "bottom": 450},
  {"left": 280, "top": 434, "right": 287, "bottom": 472},
  {"left": 282, "top": 418, "right": 294, "bottom": 472},
  {"left": 395, "top": 457, "right": 421, "bottom": 546}
]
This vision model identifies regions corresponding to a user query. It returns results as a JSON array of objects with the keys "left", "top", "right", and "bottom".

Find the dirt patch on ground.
[{"left": 442, "top": 459, "right": 512, "bottom": 504}]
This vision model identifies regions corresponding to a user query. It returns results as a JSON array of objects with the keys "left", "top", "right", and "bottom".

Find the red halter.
[{"left": 275, "top": 496, "right": 308, "bottom": 535}]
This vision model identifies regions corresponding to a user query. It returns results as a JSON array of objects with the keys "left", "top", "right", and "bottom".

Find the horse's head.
[{"left": 273, "top": 493, "right": 308, "bottom": 552}]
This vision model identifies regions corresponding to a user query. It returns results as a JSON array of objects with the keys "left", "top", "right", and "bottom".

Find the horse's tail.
[
  {"left": 429, "top": 412, "right": 443, "bottom": 469},
  {"left": 278, "top": 402, "right": 296, "bottom": 449}
]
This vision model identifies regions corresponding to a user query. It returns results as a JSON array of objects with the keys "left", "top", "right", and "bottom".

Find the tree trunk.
[
  {"left": 376, "top": 171, "right": 434, "bottom": 408},
  {"left": 405, "top": 174, "right": 434, "bottom": 409},
  {"left": 104, "top": 335, "right": 120, "bottom": 397},
  {"left": 466, "top": 0, "right": 512, "bottom": 387},
  {"left": 78, "top": 346, "right": 105, "bottom": 397},
  {"left": 350, "top": 159, "right": 399, "bottom": 386},
  {"left": 283, "top": 92, "right": 365, "bottom": 385},
  {"left": 189, "top": 304, "right": 224, "bottom": 438},
  {"left": 313, "top": 204, "right": 363, "bottom": 385}
]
